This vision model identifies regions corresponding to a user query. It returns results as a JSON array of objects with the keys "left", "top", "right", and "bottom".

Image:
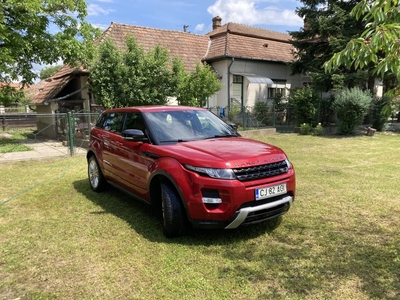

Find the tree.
[
  {"left": 0, "top": 0, "right": 101, "bottom": 85},
  {"left": 290, "top": 86, "right": 320, "bottom": 125},
  {"left": 176, "top": 63, "right": 222, "bottom": 107},
  {"left": 88, "top": 38, "right": 126, "bottom": 109},
  {"left": 324, "top": 0, "right": 400, "bottom": 86},
  {"left": 39, "top": 65, "right": 63, "bottom": 80},
  {"left": 289, "top": 0, "right": 369, "bottom": 92},
  {"left": 0, "top": 85, "right": 27, "bottom": 105},
  {"left": 89, "top": 36, "right": 222, "bottom": 109},
  {"left": 324, "top": 0, "right": 400, "bottom": 116}
]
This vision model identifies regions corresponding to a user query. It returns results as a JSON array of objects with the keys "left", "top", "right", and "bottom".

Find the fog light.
[{"left": 202, "top": 197, "right": 222, "bottom": 204}]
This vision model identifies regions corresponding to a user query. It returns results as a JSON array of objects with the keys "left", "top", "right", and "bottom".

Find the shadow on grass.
[
  {"left": 72, "top": 179, "right": 283, "bottom": 244},
  {"left": 72, "top": 178, "right": 400, "bottom": 298}
]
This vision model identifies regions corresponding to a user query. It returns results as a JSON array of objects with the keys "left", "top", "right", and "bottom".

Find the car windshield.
[{"left": 144, "top": 109, "right": 239, "bottom": 143}]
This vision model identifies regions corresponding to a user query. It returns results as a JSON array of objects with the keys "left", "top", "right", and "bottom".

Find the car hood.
[{"left": 160, "top": 137, "right": 287, "bottom": 168}]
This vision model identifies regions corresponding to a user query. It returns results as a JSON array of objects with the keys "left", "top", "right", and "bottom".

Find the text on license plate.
[{"left": 255, "top": 183, "right": 287, "bottom": 200}]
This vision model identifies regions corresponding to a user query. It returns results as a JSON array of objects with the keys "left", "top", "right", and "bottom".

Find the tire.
[
  {"left": 161, "top": 181, "right": 186, "bottom": 238},
  {"left": 88, "top": 155, "right": 106, "bottom": 192}
]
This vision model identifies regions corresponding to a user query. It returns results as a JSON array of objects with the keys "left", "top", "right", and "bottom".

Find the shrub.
[
  {"left": 333, "top": 87, "right": 373, "bottom": 135},
  {"left": 314, "top": 123, "right": 324, "bottom": 136},
  {"left": 371, "top": 96, "right": 390, "bottom": 131},
  {"left": 300, "top": 123, "right": 312, "bottom": 135},
  {"left": 254, "top": 101, "right": 270, "bottom": 125},
  {"left": 290, "top": 86, "right": 320, "bottom": 126}
]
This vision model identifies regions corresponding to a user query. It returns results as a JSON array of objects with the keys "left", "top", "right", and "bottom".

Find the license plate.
[{"left": 255, "top": 183, "right": 287, "bottom": 200}]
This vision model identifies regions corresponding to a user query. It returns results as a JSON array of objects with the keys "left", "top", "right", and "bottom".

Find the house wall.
[
  {"left": 208, "top": 59, "right": 308, "bottom": 109},
  {"left": 36, "top": 103, "right": 58, "bottom": 139},
  {"left": 80, "top": 75, "right": 91, "bottom": 111}
]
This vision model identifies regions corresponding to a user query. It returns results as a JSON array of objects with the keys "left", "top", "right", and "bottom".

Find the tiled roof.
[
  {"left": 99, "top": 22, "right": 210, "bottom": 71},
  {"left": 205, "top": 23, "right": 293, "bottom": 63},
  {"left": 26, "top": 65, "right": 87, "bottom": 105}
]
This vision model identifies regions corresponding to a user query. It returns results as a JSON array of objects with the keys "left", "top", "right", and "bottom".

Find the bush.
[
  {"left": 290, "top": 86, "right": 320, "bottom": 126},
  {"left": 254, "top": 102, "right": 270, "bottom": 125},
  {"left": 300, "top": 123, "right": 312, "bottom": 135},
  {"left": 333, "top": 88, "right": 373, "bottom": 135},
  {"left": 371, "top": 96, "right": 390, "bottom": 131},
  {"left": 313, "top": 123, "right": 324, "bottom": 136}
]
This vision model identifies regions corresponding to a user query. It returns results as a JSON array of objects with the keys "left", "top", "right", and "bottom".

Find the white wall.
[{"left": 209, "top": 59, "right": 307, "bottom": 108}]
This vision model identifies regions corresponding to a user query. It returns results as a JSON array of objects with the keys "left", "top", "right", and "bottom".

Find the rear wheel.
[
  {"left": 161, "top": 181, "right": 186, "bottom": 238},
  {"left": 88, "top": 155, "right": 106, "bottom": 192}
]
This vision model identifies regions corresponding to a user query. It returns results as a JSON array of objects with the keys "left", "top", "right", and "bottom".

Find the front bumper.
[{"left": 225, "top": 195, "right": 293, "bottom": 229}]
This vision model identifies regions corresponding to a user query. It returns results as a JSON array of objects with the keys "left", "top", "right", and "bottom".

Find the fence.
[
  {"left": 209, "top": 104, "right": 297, "bottom": 132},
  {"left": 1, "top": 111, "right": 101, "bottom": 157}
]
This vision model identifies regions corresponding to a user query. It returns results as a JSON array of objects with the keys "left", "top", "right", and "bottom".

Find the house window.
[
  {"left": 268, "top": 87, "right": 286, "bottom": 98},
  {"left": 268, "top": 79, "right": 287, "bottom": 99},
  {"left": 233, "top": 75, "right": 243, "bottom": 83}
]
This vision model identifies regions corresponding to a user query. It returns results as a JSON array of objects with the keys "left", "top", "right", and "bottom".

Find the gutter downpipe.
[{"left": 227, "top": 57, "right": 234, "bottom": 113}]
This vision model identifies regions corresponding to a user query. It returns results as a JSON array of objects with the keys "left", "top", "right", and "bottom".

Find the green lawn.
[
  {"left": 1, "top": 133, "right": 399, "bottom": 299},
  {"left": 0, "top": 128, "right": 34, "bottom": 153}
]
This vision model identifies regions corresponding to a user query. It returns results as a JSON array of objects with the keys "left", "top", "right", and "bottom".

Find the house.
[
  {"left": 26, "top": 65, "right": 90, "bottom": 138},
  {"left": 26, "top": 16, "right": 308, "bottom": 135},
  {"left": 97, "top": 17, "right": 308, "bottom": 109}
]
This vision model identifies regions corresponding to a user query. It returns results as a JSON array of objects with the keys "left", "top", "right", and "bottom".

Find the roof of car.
[{"left": 104, "top": 106, "right": 206, "bottom": 113}]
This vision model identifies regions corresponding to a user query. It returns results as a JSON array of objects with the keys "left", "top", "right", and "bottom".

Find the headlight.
[
  {"left": 185, "top": 165, "right": 236, "bottom": 180},
  {"left": 285, "top": 159, "right": 292, "bottom": 170}
]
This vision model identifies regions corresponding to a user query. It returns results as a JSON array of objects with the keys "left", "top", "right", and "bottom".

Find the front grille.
[{"left": 233, "top": 160, "right": 289, "bottom": 181}]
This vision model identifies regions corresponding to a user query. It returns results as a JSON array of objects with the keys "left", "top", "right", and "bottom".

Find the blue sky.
[{"left": 86, "top": 0, "right": 304, "bottom": 34}]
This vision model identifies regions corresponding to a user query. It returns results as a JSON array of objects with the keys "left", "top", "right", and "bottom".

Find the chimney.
[{"left": 212, "top": 16, "right": 222, "bottom": 30}]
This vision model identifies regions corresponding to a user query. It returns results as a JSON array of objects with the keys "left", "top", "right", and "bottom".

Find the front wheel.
[
  {"left": 161, "top": 181, "right": 186, "bottom": 238},
  {"left": 88, "top": 155, "right": 106, "bottom": 192}
]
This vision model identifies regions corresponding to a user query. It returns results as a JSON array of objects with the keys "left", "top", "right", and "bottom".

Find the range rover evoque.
[{"left": 87, "top": 106, "right": 295, "bottom": 237}]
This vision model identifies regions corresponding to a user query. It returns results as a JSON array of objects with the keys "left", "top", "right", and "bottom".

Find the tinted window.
[{"left": 98, "top": 112, "right": 125, "bottom": 134}]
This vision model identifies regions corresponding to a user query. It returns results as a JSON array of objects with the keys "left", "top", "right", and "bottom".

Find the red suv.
[{"left": 87, "top": 106, "right": 295, "bottom": 237}]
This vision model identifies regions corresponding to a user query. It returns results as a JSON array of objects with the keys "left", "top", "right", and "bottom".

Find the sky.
[{"left": 86, "top": 0, "right": 304, "bottom": 34}]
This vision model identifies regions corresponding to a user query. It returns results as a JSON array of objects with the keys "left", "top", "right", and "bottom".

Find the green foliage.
[
  {"left": 370, "top": 96, "right": 390, "bottom": 131},
  {"left": 39, "top": 65, "right": 63, "bottom": 80},
  {"left": 228, "top": 102, "right": 241, "bottom": 122},
  {"left": 299, "top": 123, "right": 312, "bottom": 135},
  {"left": 175, "top": 62, "right": 222, "bottom": 107},
  {"left": 289, "top": 0, "right": 367, "bottom": 92},
  {"left": 290, "top": 86, "right": 320, "bottom": 126},
  {"left": 314, "top": 123, "right": 324, "bottom": 136},
  {"left": 88, "top": 38, "right": 125, "bottom": 109},
  {"left": 0, "top": 85, "right": 28, "bottom": 105},
  {"left": 0, "top": 0, "right": 101, "bottom": 84},
  {"left": 253, "top": 101, "right": 270, "bottom": 125},
  {"left": 89, "top": 36, "right": 222, "bottom": 109},
  {"left": 333, "top": 87, "right": 373, "bottom": 135},
  {"left": 325, "top": 0, "right": 400, "bottom": 81}
]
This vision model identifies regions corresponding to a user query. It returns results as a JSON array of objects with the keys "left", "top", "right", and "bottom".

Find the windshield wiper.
[
  {"left": 159, "top": 139, "right": 187, "bottom": 143},
  {"left": 203, "top": 134, "right": 238, "bottom": 139}
]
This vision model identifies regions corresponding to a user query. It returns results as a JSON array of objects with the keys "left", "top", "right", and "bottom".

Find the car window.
[
  {"left": 100, "top": 112, "right": 125, "bottom": 134},
  {"left": 124, "top": 112, "right": 146, "bottom": 132}
]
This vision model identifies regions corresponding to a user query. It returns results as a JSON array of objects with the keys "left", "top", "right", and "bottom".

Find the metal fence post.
[{"left": 66, "top": 112, "right": 74, "bottom": 156}]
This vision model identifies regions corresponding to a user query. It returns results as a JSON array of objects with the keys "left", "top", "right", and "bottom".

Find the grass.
[
  {"left": 0, "top": 128, "right": 34, "bottom": 153},
  {"left": 1, "top": 133, "right": 400, "bottom": 299}
]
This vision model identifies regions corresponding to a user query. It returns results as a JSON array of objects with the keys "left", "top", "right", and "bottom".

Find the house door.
[{"left": 232, "top": 75, "right": 243, "bottom": 107}]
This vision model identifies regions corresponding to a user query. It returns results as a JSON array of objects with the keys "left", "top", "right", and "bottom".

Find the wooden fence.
[{"left": 1, "top": 114, "right": 37, "bottom": 131}]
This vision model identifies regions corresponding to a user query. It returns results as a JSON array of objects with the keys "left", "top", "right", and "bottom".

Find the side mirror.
[{"left": 122, "top": 129, "right": 148, "bottom": 142}]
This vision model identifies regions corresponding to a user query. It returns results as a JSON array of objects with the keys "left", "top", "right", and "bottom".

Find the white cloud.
[
  {"left": 195, "top": 23, "right": 205, "bottom": 31},
  {"left": 87, "top": 4, "right": 114, "bottom": 16},
  {"left": 91, "top": 23, "right": 110, "bottom": 30},
  {"left": 207, "top": 0, "right": 302, "bottom": 27}
]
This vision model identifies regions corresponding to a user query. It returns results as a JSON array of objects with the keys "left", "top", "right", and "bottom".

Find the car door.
[
  {"left": 97, "top": 112, "right": 126, "bottom": 180},
  {"left": 112, "top": 112, "right": 154, "bottom": 200}
]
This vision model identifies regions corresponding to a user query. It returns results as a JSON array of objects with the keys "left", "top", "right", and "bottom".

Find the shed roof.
[{"left": 27, "top": 65, "right": 87, "bottom": 105}]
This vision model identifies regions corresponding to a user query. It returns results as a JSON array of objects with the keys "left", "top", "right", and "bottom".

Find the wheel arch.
[{"left": 148, "top": 170, "right": 190, "bottom": 219}]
